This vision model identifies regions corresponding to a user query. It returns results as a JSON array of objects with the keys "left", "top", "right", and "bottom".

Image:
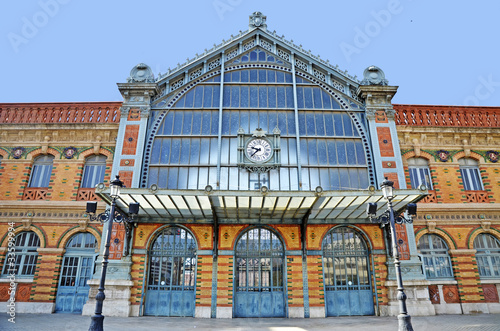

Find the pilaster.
[{"left": 358, "top": 66, "right": 425, "bottom": 284}]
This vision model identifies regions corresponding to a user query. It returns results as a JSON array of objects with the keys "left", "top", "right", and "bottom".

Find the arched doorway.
[
  {"left": 234, "top": 227, "right": 286, "bottom": 317},
  {"left": 322, "top": 227, "right": 374, "bottom": 316},
  {"left": 144, "top": 227, "right": 197, "bottom": 316},
  {"left": 55, "top": 233, "right": 97, "bottom": 313}
]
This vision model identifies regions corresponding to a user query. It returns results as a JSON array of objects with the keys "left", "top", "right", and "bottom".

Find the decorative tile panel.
[
  {"left": 483, "top": 284, "right": 499, "bottom": 303},
  {"left": 377, "top": 127, "right": 395, "bottom": 157},
  {"left": 122, "top": 125, "right": 139, "bottom": 155},
  {"left": 428, "top": 285, "right": 440, "bottom": 304},
  {"left": 442, "top": 285, "right": 460, "bottom": 303}
]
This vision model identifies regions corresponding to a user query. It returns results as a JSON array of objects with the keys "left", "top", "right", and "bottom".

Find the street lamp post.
[
  {"left": 85, "top": 175, "right": 139, "bottom": 331},
  {"left": 367, "top": 178, "right": 417, "bottom": 331}
]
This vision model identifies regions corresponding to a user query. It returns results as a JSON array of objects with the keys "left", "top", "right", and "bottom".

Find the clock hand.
[{"left": 251, "top": 148, "right": 261, "bottom": 157}]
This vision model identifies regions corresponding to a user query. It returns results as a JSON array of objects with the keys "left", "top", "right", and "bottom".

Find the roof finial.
[{"left": 249, "top": 11, "right": 267, "bottom": 30}]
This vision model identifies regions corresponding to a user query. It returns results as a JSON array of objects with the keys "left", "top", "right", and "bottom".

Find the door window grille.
[
  {"left": 418, "top": 234, "right": 453, "bottom": 279},
  {"left": 29, "top": 155, "right": 54, "bottom": 187},
  {"left": 459, "top": 158, "right": 483, "bottom": 191},
  {"left": 408, "top": 158, "right": 433, "bottom": 189},
  {"left": 81, "top": 155, "right": 107, "bottom": 188},
  {"left": 474, "top": 234, "right": 500, "bottom": 278},
  {"left": 2, "top": 231, "right": 40, "bottom": 276}
]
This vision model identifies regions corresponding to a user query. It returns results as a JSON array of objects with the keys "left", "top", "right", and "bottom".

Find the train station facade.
[{"left": 0, "top": 13, "right": 499, "bottom": 318}]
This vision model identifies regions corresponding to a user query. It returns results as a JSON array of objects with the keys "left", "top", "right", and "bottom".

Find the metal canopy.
[{"left": 96, "top": 188, "right": 427, "bottom": 224}]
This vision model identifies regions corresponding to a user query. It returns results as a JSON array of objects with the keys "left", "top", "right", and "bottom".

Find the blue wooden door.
[
  {"left": 234, "top": 228, "right": 286, "bottom": 318},
  {"left": 55, "top": 233, "right": 97, "bottom": 313},
  {"left": 322, "top": 227, "right": 374, "bottom": 316},
  {"left": 145, "top": 227, "right": 197, "bottom": 317}
]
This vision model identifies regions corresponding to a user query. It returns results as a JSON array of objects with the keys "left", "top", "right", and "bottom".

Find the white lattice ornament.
[
  {"left": 243, "top": 40, "right": 255, "bottom": 51},
  {"left": 277, "top": 49, "right": 290, "bottom": 62},
  {"left": 170, "top": 78, "right": 184, "bottom": 91},
  {"left": 332, "top": 80, "right": 344, "bottom": 92},
  {"left": 295, "top": 58, "right": 308, "bottom": 71},
  {"left": 226, "top": 49, "right": 238, "bottom": 61},
  {"left": 260, "top": 39, "right": 273, "bottom": 52},
  {"left": 313, "top": 69, "right": 326, "bottom": 81},
  {"left": 208, "top": 58, "right": 221, "bottom": 70},
  {"left": 189, "top": 68, "right": 203, "bottom": 81}
]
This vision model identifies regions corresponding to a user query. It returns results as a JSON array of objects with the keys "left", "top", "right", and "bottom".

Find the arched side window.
[
  {"left": 459, "top": 158, "right": 483, "bottom": 191},
  {"left": 408, "top": 158, "right": 433, "bottom": 190},
  {"left": 81, "top": 155, "right": 107, "bottom": 188},
  {"left": 2, "top": 231, "right": 40, "bottom": 277},
  {"left": 474, "top": 234, "right": 500, "bottom": 278},
  {"left": 29, "top": 155, "right": 54, "bottom": 188},
  {"left": 417, "top": 234, "right": 453, "bottom": 279}
]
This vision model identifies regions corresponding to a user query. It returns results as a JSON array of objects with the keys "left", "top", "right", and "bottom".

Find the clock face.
[{"left": 246, "top": 138, "right": 273, "bottom": 163}]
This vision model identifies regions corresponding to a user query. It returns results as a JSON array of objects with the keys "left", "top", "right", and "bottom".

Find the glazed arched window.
[
  {"left": 408, "top": 158, "right": 433, "bottom": 190},
  {"left": 459, "top": 158, "right": 483, "bottom": 191},
  {"left": 417, "top": 234, "right": 453, "bottom": 279},
  {"left": 29, "top": 155, "right": 54, "bottom": 188},
  {"left": 81, "top": 155, "right": 107, "bottom": 188},
  {"left": 2, "top": 231, "right": 40, "bottom": 277},
  {"left": 474, "top": 234, "right": 500, "bottom": 278}
]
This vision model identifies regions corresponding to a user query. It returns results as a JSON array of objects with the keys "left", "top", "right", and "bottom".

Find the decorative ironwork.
[
  {"left": 260, "top": 39, "right": 273, "bottom": 52},
  {"left": 276, "top": 49, "right": 290, "bottom": 62},
  {"left": 366, "top": 178, "right": 415, "bottom": 330},
  {"left": 313, "top": 68, "right": 326, "bottom": 81},
  {"left": 226, "top": 48, "right": 238, "bottom": 61},
  {"left": 295, "top": 58, "right": 308, "bottom": 71},
  {"left": 87, "top": 208, "right": 136, "bottom": 257},
  {"left": 189, "top": 68, "right": 203, "bottom": 81},
  {"left": 170, "top": 78, "right": 184, "bottom": 91},
  {"left": 208, "top": 58, "right": 221, "bottom": 70}
]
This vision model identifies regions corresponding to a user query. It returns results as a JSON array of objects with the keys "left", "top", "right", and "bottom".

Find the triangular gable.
[{"left": 152, "top": 12, "right": 364, "bottom": 108}]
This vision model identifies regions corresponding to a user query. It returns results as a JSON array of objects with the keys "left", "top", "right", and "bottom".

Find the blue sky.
[{"left": 1, "top": 0, "right": 499, "bottom": 107}]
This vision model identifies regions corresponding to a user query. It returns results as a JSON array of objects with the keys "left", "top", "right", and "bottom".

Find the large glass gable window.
[
  {"left": 417, "top": 234, "right": 453, "bottom": 279},
  {"left": 474, "top": 234, "right": 500, "bottom": 278},
  {"left": 81, "top": 155, "right": 107, "bottom": 188},
  {"left": 459, "top": 158, "right": 483, "bottom": 191},
  {"left": 29, "top": 155, "right": 54, "bottom": 188},
  {"left": 408, "top": 158, "right": 433, "bottom": 190},
  {"left": 2, "top": 231, "right": 40, "bottom": 277},
  {"left": 149, "top": 66, "right": 369, "bottom": 191}
]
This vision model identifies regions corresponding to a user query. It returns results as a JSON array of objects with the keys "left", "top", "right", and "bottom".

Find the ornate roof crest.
[
  {"left": 127, "top": 63, "right": 154, "bottom": 83},
  {"left": 249, "top": 12, "right": 267, "bottom": 30},
  {"left": 361, "top": 65, "right": 388, "bottom": 86},
  {"left": 251, "top": 128, "right": 267, "bottom": 137}
]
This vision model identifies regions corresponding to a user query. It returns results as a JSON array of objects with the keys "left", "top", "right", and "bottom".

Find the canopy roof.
[{"left": 96, "top": 187, "right": 427, "bottom": 224}]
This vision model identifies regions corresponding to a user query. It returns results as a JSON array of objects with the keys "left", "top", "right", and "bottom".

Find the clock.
[
  {"left": 246, "top": 138, "right": 273, "bottom": 163},
  {"left": 237, "top": 127, "right": 281, "bottom": 173}
]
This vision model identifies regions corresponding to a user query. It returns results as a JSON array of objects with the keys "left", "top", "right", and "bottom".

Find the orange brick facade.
[{"left": 1, "top": 100, "right": 499, "bottom": 317}]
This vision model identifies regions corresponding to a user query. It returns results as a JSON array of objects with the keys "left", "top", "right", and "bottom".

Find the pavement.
[{"left": 1, "top": 313, "right": 500, "bottom": 331}]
